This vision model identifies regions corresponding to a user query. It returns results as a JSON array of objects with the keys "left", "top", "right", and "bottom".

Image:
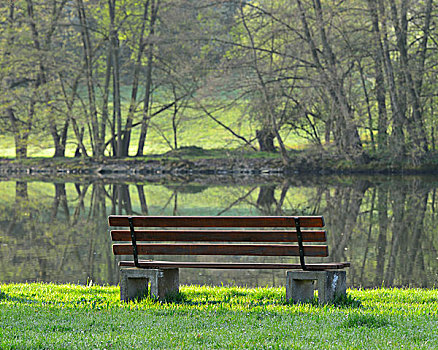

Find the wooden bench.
[{"left": 108, "top": 215, "right": 350, "bottom": 303}]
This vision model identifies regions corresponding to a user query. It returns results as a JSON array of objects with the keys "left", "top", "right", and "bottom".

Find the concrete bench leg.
[
  {"left": 120, "top": 268, "right": 179, "bottom": 302},
  {"left": 286, "top": 270, "right": 346, "bottom": 304}
]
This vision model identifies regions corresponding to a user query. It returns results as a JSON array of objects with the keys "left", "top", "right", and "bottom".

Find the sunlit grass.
[
  {"left": 0, "top": 100, "right": 308, "bottom": 158},
  {"left": 1, "top": 283, "right": 437, "bottom": 349}
]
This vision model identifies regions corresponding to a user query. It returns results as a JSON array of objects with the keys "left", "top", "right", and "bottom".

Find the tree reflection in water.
[{"left": 0, "top": 177, "right": 436, "bottom": 288}]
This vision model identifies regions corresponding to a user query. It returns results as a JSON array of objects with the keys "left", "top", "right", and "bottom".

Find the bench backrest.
[{"left": 108, "top": 216, "right": 327, "bottom": 270}]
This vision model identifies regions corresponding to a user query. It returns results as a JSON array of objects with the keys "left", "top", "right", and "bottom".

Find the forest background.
[{"left": 1, "top": 0, "right": 437, "bottom": 168}]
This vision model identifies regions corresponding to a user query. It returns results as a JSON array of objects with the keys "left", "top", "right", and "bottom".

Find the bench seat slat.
[
  {"left": 111, "top": 230, "right": 327, "bottom": 242},
  {"left": 118, "top": 260, "right": 350, "bottom": 270},
  {"left": 113, "top": 243, "right": 328, "bottom": 257},
  {"left": 108, "top": 215, "right": 324, "bottom": 228}
]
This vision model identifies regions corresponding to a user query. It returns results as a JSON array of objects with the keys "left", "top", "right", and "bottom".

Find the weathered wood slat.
[
  {"left": 113, "top": 243, "right": 328, "bottom": 257},
  {"left": 111, "top": 229, "right": 327, "bottom": 242},
  {"left": 118, "top": 260, "right": 350, "bottom": 270},
  {"left": 108, "top": 216, "right": 324, "bottom": 228}
]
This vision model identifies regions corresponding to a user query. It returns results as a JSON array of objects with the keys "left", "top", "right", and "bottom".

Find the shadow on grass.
[
  {"left": 0, "top": 290, "right": 38, "bottom": 305},
  {"left": 161, "top": 292, "right": 230, "bottom": 306},
  {"left": 280, "top": 293, "right": 362, "bottom": 308},
  {"left": 342, "top": 313, "right": 390, "bottom": 328},
  {"left": 161, "top": 291, "right": 362, "bottom": 309},
  {"left": 331, "top": 293, "right": 362, "bottom": 308}
]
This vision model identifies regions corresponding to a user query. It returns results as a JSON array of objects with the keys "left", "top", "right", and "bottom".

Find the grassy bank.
[{"left": 0, "top": 283, "right": 437, "bottom": 349}]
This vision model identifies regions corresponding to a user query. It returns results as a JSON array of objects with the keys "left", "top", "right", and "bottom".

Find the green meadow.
[
  {"left": 0, "top": 97, "right": 309, "bottom": 159},
  {"left": 1, "top": 283, "right": 437, "bottom": 349}
]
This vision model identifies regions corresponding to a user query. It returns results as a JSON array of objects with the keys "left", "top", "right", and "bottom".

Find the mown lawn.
[{"left": 0, "top": 283, "right": 437, "bottom": 349}]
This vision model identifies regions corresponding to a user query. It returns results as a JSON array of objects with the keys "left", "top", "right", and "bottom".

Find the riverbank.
[
  {"left": 0, "top": 283, "right": 437, "bottom": 349},
  {"left": 2, "top": 147, "right": 438, "bottom": 181}
]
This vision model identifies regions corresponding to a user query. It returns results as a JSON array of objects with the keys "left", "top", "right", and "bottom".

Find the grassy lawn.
[{"left": 0, "top": 283, "right": 437, "bottom": 349}]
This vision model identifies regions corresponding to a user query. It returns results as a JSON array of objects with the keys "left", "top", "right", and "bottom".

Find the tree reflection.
[
  {"left": 0, "top": 178, "right": 436, "bottom": 287},
  {"left": 320, "top": 179, "right": 437, "bottom": 288}
]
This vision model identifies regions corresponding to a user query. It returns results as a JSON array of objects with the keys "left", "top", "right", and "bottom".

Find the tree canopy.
[{"left": 1, "top": 0, "right": 437, "bottom": 164}]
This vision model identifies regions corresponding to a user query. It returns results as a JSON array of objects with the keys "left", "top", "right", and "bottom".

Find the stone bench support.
[
  {"left": 286, "top": 270, "right": 346, "bottom": 304},
  {"left": 120, "top": 268, "right": 179, "bottom": 302}
]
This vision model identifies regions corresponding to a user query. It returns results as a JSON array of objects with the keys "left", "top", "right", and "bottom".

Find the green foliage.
[{"left": 1, "top": 0, "right": 438, "bottom": 161}]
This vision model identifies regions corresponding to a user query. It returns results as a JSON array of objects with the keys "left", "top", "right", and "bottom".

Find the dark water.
[{"left": 0, "top": 175, "right": 437, "bottom": 288}]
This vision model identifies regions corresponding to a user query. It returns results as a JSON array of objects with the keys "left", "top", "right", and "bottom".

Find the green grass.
[
  {"left": 1, "top": 283, "right": 437, "bottom": 349},
  {"left": 0, "top": 95, "right": 308, "bottom": 158}
]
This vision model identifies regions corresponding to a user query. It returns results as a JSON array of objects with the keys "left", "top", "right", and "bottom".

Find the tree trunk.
[
  {"left": 256, "top": 128, "right": 276, "bottom": 152},
  {"left": 122, "top": 0, "right": 150, "bottom": 156},
  {"left": 137, "top": 0, "right": 158, "bottom": 157},
  {"left": 389, "top": 0, "right": 428, "bottom": 154},
  {"left": 240, "top": 4, "right": 289, "bottom": 164},
  {"left": 7, "top": 108, "right": 29, "bottom": 159},
  {"left": 101, "top": 39, "right": 112, "bottom": 156},
  {"left": 26, "top": 0, "right": 69, "bottom": 158},
  {"left": 76, "top": 0, "right": 102, "bottom": 158},
  {"left": 172, "top": 103, "right": 179, "bottom": 150},
  {"left": 367, "top": 0, "right": 388, "bottom": 151},
  {"left": 377, "top": 0, "right": 405, "bottom": 157},
  {"left": 109, "top": 0, "right": 122, "bottom": 157},
  {"left": 296, "top": 0, "right": 362, "bottom": 155}
]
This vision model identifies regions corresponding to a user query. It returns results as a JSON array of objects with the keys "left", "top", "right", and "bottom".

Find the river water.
[{"left": 0, "top": 175, "right": 437, "bottom": 288}]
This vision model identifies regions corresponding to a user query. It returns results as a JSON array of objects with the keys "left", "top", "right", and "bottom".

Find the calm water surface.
[{"left": 0, "top": 175, "right": 437, "bottom": 288}]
